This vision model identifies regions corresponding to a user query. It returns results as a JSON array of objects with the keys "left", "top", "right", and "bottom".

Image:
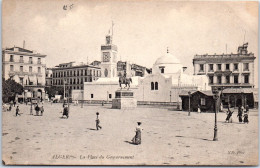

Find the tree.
[
  {"left": 2, "top": 78, "right": 24, "bottom": 103},
  {"left": 45, "top": 86, "right": 64, "bottom": 99}
]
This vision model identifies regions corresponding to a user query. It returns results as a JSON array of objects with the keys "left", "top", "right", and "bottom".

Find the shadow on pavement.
[
  {"left": 175, "top": 135, "right": 213, "bottom": 141},
  {"left": 87, "top": 128, "right": 97, "bottom": 131},
  {"left": 124, "top": 140, "right": 136, "bottom": 145}
]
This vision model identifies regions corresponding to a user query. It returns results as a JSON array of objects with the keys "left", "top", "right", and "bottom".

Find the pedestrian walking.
[
  {"left": 8, "top": 104, "right": 12, "bottom": 111},
  {"left": 245, "top": 105, "right": 249, "bottom": 114},
  {"left": 220, "top": 102, "right": 223, "bottom": 112},
  {"left": 40, "top": 105, "right": 44, "bottom": 116},
  {"left": 16, "top": 106, "right": 21, "bottom": 116},
  {"left": 13, "top": 101, "right": 16, "bottom": 107},
  {"left": 197, "top": 104, "right": 201, "bottom": 113},
  {"left": 35, "top": 104, "right": 40, "bottom": 116},
  {"left": 96, "top": 112, "right": 102, "bottom": 130},
  {"left": 62, "top": 104, "right": 69, "bottom": 118},
  {"left": 131, "top": 122, "right": 142, "bottom": 145},
  {"left": 243, "top": 111, "right": 249, "bottom": 124},
  {"left": 237, "top": 105, "right": 243, "bottom": 123},
  {"left": 225, "top": 109, "right": 233, "bottom": 123}
]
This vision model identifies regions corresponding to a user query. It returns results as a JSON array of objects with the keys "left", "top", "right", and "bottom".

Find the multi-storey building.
[
  {"left": 51, "top": 62, "right": 101, "bottom": 97},
  {"left": 45, "top": 68, "right": 53, "bottom": 87},
  {"left": 2, "top": 46, "right": 46, "bottom": 100},
  {"left": 117, "top": 61, "right": 148, "bottom": 77},
  {"left": 193, "top": 43, "right": 256, "bottom": 89},
  {"left": 193, "top": 43, "right": 256, "bottom": 108}
]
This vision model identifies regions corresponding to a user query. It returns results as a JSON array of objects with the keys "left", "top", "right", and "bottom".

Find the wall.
[{"left": 72, "top": 90, "right": 84, "bottom": 100}]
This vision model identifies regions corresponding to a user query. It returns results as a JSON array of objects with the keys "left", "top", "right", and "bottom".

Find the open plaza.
[{"left": 2, "top": 102, "right": 258, "bottom": 165}]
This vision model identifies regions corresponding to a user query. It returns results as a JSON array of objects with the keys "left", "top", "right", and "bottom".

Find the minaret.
[{"left": 100, "top": 22, "right": 118, "bottom": 78}]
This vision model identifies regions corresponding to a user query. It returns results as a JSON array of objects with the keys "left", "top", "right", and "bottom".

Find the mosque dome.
[
  {"left": 155, "top": 52, "right": 181, "bottom": 65},
  {"left": 153, "top": 50, "right": 183, "bottom": 75}
]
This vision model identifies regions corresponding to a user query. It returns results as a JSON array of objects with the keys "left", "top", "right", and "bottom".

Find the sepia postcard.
[{"left": 2, "top": 0, "right": 259, "bottom": 166}]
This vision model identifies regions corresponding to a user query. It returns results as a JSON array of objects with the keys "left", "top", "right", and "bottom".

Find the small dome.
[{"left": 155, "top": 53, "right": 181, "bottom": 65}]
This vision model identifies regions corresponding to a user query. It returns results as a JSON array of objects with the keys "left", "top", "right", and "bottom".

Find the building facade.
[
  {"left": 2, "top": 46, "right": 46, "bottom": 100},
  {"left": 45, "top": 68, "right": 53, "bottom": 87},
  {"left": 117, "top": 61, "right": 148, "bottom": 77},
  {"left": 51, "top": 62, "right": 101, "bottom": 97},
  {"left": 193, "top": 43, "right": 256, "bottom": 89},
  {"left": 84, "top": 49, "right": 209, "bottom": 104}
]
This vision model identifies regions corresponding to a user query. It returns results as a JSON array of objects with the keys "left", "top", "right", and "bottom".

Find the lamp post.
[
  {"left": 241, "top": 91, "right": 244, "bottom": 107},
  {"left": 170, "top": 91, "right": 172, "bottom": 102},
  {"left": 212, "top": 87, "right": 220, "bottom": 141},
  {"left": 63, "top": 79, "right": 66, "bottom": 100},
  {"left": 188, "top": 91, "right": 191, "bottom": 116},
  {"left": 30, "top": 100, "right": 33, "bottom": 115},
  {"left": 81, "top": 90, "right": 83, "bottom": 108}
]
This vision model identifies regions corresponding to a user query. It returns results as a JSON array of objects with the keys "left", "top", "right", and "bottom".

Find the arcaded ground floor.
[{"left": 2, "top": 103, "right": 258, "bottom": 165}]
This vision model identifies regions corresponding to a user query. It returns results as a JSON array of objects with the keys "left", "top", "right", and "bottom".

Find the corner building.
[{"left": 193, "top": 43, "right": 256, "bottom": 89}]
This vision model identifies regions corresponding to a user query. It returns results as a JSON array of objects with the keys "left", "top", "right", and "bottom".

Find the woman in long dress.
[
  {"left": 243, "top": 112, "right": 249, "bottom": 124},
  {"left": 197, "top": 104, "right": 201, "bottom": 113},
  {"left": 132, "top": 122, "right": 142, "bottom": 145}
]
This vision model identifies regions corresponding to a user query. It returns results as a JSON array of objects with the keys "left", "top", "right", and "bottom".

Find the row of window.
[
  {"left": 19, "top": 78, "right": 40, "bottom": 86},
  {"left": 9, "top": 55, "right": 41, "bottom": 64},
  {"left": 52, "top": 77, "right": 95, "bottom": 85},
  {"left": 53, "top": 69, "right": 101, "bottom": 78},
  {"left": 208, "top": 74, "right": 249, "bottom": 84},
  {"left": 10, "top": 65, "right": 41, "bottom": 73},
  {"left": 151, "top": 82, "right": 159, "bottom": 90},
  {"left": 89, "top": 94, "right": 112, "bottom": 99},
  {"left": 60, "top": 86, "right": 84, "bottom": 90},
  {"left": 199, "top": 63, "right": 249, "bottom": 72}
]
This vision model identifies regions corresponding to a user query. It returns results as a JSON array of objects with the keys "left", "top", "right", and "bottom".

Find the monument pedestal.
[{"left": 112, "top": 89, "right": 137, "bottom": 109}]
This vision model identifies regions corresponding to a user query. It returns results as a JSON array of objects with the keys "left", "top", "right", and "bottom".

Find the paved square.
[{"left": 2, "top": 103, "right": 258, "bottom": 165}]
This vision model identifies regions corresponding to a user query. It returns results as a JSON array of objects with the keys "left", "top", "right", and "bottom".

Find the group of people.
[
  {"left": 226, "top": 104, "right": 249, "bottom": 124},
  {"left": 34, "top": 104, "right": 44, "bottom": 116}
]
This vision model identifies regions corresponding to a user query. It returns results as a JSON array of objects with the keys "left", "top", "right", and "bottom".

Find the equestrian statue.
[{"left": 119, "top": 73, "right": 132, "bottom": 89}]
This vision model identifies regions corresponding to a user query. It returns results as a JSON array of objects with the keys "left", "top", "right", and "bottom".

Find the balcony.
[
  {"left": 9, "top": 59, "right": 14, "bottom": 62},
  {"left": 37, "top": 62, "right": 41, "bottom": 64},
  {"left": 19, "top": 60, "right": 24, "bottom": 63},
  {"left": 9, "top": 71, "right": 42, "bottom": 77},
  {"left": 9, "top": 71, "right": 28, "bottom": 76},
  {"left": 29, "top": 61, "right": 33, "bottom": 64}
]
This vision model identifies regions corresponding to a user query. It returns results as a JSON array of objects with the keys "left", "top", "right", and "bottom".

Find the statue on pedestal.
[{"left": 119, "top": 72, "right": 132, "bottom": 89}]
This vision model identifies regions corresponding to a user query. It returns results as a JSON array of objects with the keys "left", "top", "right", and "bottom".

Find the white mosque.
[{"left": 77, "top": 32, "right": 209, "bottom": 104}]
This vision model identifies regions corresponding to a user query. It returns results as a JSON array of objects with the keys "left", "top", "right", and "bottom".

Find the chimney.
[{"left": 23, "top": 40, "right": 25, "bottom": 49}]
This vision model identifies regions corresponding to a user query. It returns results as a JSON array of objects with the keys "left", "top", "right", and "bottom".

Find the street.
[{"left": 2, "top": 103, "right": 258, "bottom": 165}]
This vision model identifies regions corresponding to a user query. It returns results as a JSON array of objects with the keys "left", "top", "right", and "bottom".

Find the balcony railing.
[
  {"left": 10, "top": 59, "right": 14, "bottom": 62},
  {"left": 29, "top": 61, "right": 33, "bottom": 64},
  {"left": 37, "top": 62, "right": 41, "bottom": 64},
  {"left": 19, "top": 60, "right": 24, "bottom": 63}
]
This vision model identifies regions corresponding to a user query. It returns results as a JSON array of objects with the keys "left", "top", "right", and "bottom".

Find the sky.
[{"left": 2, "top": 0, "right": 258, "bottom": 86}]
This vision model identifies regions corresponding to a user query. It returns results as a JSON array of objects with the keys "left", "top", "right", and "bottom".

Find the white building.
[
  {"left": 2, "top": 46, "right": 47, "bottom": 100},
  {"left": 82, "top": 32, "right": 209, "bottom": 103}
]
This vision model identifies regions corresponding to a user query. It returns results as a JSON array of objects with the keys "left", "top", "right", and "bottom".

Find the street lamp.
[
  {"left": 188, "top": 91, "right": 191, "bottom": 116},
  {"left": 81, "top": 90, "right": 84, "bottom": 108},
  {"left": 30, "top": 100, "right": 33, "bottom": 115},
  {"left": 212, "top": 87, "right": 220, "bottom": 141},
  {"left": 241, "top": 91, "right": 244, "bottom": 107},
  {"left": 170, "top": 91, "right": 172, "bottom": 102}
]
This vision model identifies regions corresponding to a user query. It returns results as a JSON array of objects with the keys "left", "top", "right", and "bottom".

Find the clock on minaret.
[{"left": 103, "top": 52, "right": 110, "bottom": 62}]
